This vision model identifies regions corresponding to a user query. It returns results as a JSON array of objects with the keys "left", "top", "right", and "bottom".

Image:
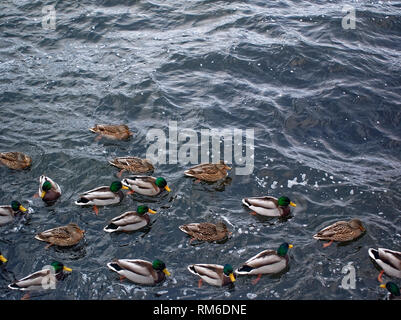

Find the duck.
[
  {"left": 368, "top": 247, "right": 401, "bottom": 282},
  {"left": 75, "top": 181, "right": 129, "bottom": 215},
  {"left": 109, "top": 156, "right": 154, "bottom": 177},
  {"left": 8, "top": 261, "right": 72, "bottom": 292},
  {"left": 380, "top": 282, "right": 401, "bottom": 300},
  {"left": 107, "top": 258, "right": 170, "bottom": 285},
  {"left": 121, "top": 176, "right": 171, "bottom": 196},
  {"left": 35, "top": 223, "right": 85, "bottom": 249},
  {"left": 103, "top": 205, "right": 157, "bottom": 233},
  {"left": 0, "top": 201, "right": 28, "bottom": 226},
  {"left": 36, "top": 175, "right": 61, "bottom": 205},
  {"left": 179, "top": 221, "right": 231, "bottom": 243},
  {"left": 313, "top": 218, "right": 366, "bottom": 248},
  {"left": 187, "top": 263, "right": 236, "bottom": 287},
  {"left": 0, "top": 152, "right": 32, "bottom": 170},
  {"left": 90, "top": 124, "right": 133, "bottom": 140},
  {"left": 0, "top": 252, "right": 7, "bottom": 264},
  {"left": 235, "top": 242, "right": 293, "bottom": 284},
  {"left": 184, "top": 161, "right": 231, "bottom": 182},
  {"left": 241, "top": 196, "right": 296, "bottom": 217}
]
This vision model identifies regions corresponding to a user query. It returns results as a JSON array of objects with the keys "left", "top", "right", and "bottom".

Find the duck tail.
[
  {"left": 103, "top": 223, "right": 118, "bottom": 233},
  {"left": 107, "top": 262, "right": 123, "bottom": 272},
  {"left": 236, "top": 265, "right": 254, "bottom": 274}
]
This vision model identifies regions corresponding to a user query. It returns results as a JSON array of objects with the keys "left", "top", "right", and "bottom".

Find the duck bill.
[
  {"left": 40, "top": 191, "right": 46, "bottom": 199},
  {"left": 229, "top": 273, "right": 236, "bottom": 282},
  {"left": 19, "top": 205, "right": 27, "bottom": 212},
  {"left": 0, "top": 255, "right": 7, "bottom": 263},
  {"left": 379, "top": 284, "right": 386, "bottom": 289},
  {"left": 289, "top": 244, "right": 294, "bottom": 249},
  {"left": 290, "top": 202, "right": 297, "bottom": 207},
  {"left": 360, "top": 226, "right": 366, "bottom": 232},
  {"left": 148, "top": 209, "right": 157, "bottom": 214},
  {"left": 122, "top": 185, "right": 130, "bottom": 190},
  {"left": 163, "top": 268, "right": 171, "bottom": 276},
  {"left": 63, "top": 266, "right": 72, "bottom": 272},
  {"left": 164, "top": 186, "right": 171, "bottom": 192}
]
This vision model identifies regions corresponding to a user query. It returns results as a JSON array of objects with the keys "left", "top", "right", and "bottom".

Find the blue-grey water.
[{"left": 0, "top": 0, "right": 400, "bottom": 300}]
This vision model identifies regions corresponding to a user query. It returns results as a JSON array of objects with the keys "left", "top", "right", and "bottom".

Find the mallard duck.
[
  {"left": 109, "top": 157, "right": 154, "bottom": 177},
  {"left": 368, "top": 248, "right": 401, "bottom": 282},
  {"left": 35, "top": 223, "right": 85, "bottom": 249},
  {"left": 104, "top": 205, "right": 157, "bottom": 233},
  {"left": 380, "top": 282, "right": 401, "bottom": 300},
  {"left": 8, "top": 261, "right": 72, "bottom": 292},
  {"left": 75, "top": 181, "right": 129, "bottom": 215},
  {"left": 235, "top": 243, "right": 293, "bottom": 284},
  {"left": 107, "top": 259, "right": 170, "bottom": 285},
  {"left": 184, "top": 161, "right": 231, "bottom": 182},
  {"left": 179, "top": 222, "right": 231, "bottom": 243},
  {"left": 241, "top": 196, "right": 296, "bottom": 217},
  {"left": 313, "top": 218, "right": 366, "bottom": 247},
  {"left": 36, "top": 175, "right": 61, "bottom": 205},
  {"left": 121, "top": 176, "right": 171, "bottom": 196},
  {"left": 0, "top": 201, "right": 28, "bottom": 226},
  {"left": 90, "top": 124, "right": 133, "bottom": 140},
  {"left": 0, "top": 152, "right": 32, "bottom": 170},
  {"left": 0, "top": 252, "right": 7, "bottom": 264},
  {"left": 187, "top": 264, "right": 236, "bottom": 287}
]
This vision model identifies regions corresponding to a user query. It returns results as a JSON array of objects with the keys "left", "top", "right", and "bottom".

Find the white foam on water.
[{"left": 287, "top": 176, "right": 308, "bottom": 188}]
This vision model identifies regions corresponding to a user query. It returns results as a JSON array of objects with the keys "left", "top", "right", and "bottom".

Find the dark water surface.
[{"left": 0, "top": 0, "right": 401, "bottom": 300}]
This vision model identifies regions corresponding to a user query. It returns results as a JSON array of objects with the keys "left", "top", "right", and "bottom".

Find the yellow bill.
[
  {"left": 380, "top": 284, "right": 386, "bottom": 288},
  {"left": 289, "top": 244, "right": 294, "bottom": 249},
  {"left": 122, "top": 185, "right": 130, "bottom": 190},
  {"left": 41, "top": 191, "right": 46, "bottom": 199},
  {"left": 163, "top": 268, "right": 171, "bottom": 276},
  {"left": 148, "top": 209, "right": 157, "bottom": 214},
  {"left": 165, "top": 186, "right": 171, "bottom": 192},
  {"left": 290, "top": 202, "right": 296, "bottom": 207},
  {"left": 63, "top": 266, "right": 72, "bottom": 272},
  {"left": 19, "top": 205, "right": 27, "bottom": 212},
  {"left": 0, "top": 255, "right": 7, "bottom": 263},
  {"left": 229, "top": 273, "right": 236, "bottom": 282}
]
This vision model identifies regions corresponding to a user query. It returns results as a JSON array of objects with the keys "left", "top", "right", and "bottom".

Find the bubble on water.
[
  {"left": 350, "top": 189, "right": 354, "bottom": 195},
  {"left": 247, "top": 293, "right": 257, "bottom": 299}
]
